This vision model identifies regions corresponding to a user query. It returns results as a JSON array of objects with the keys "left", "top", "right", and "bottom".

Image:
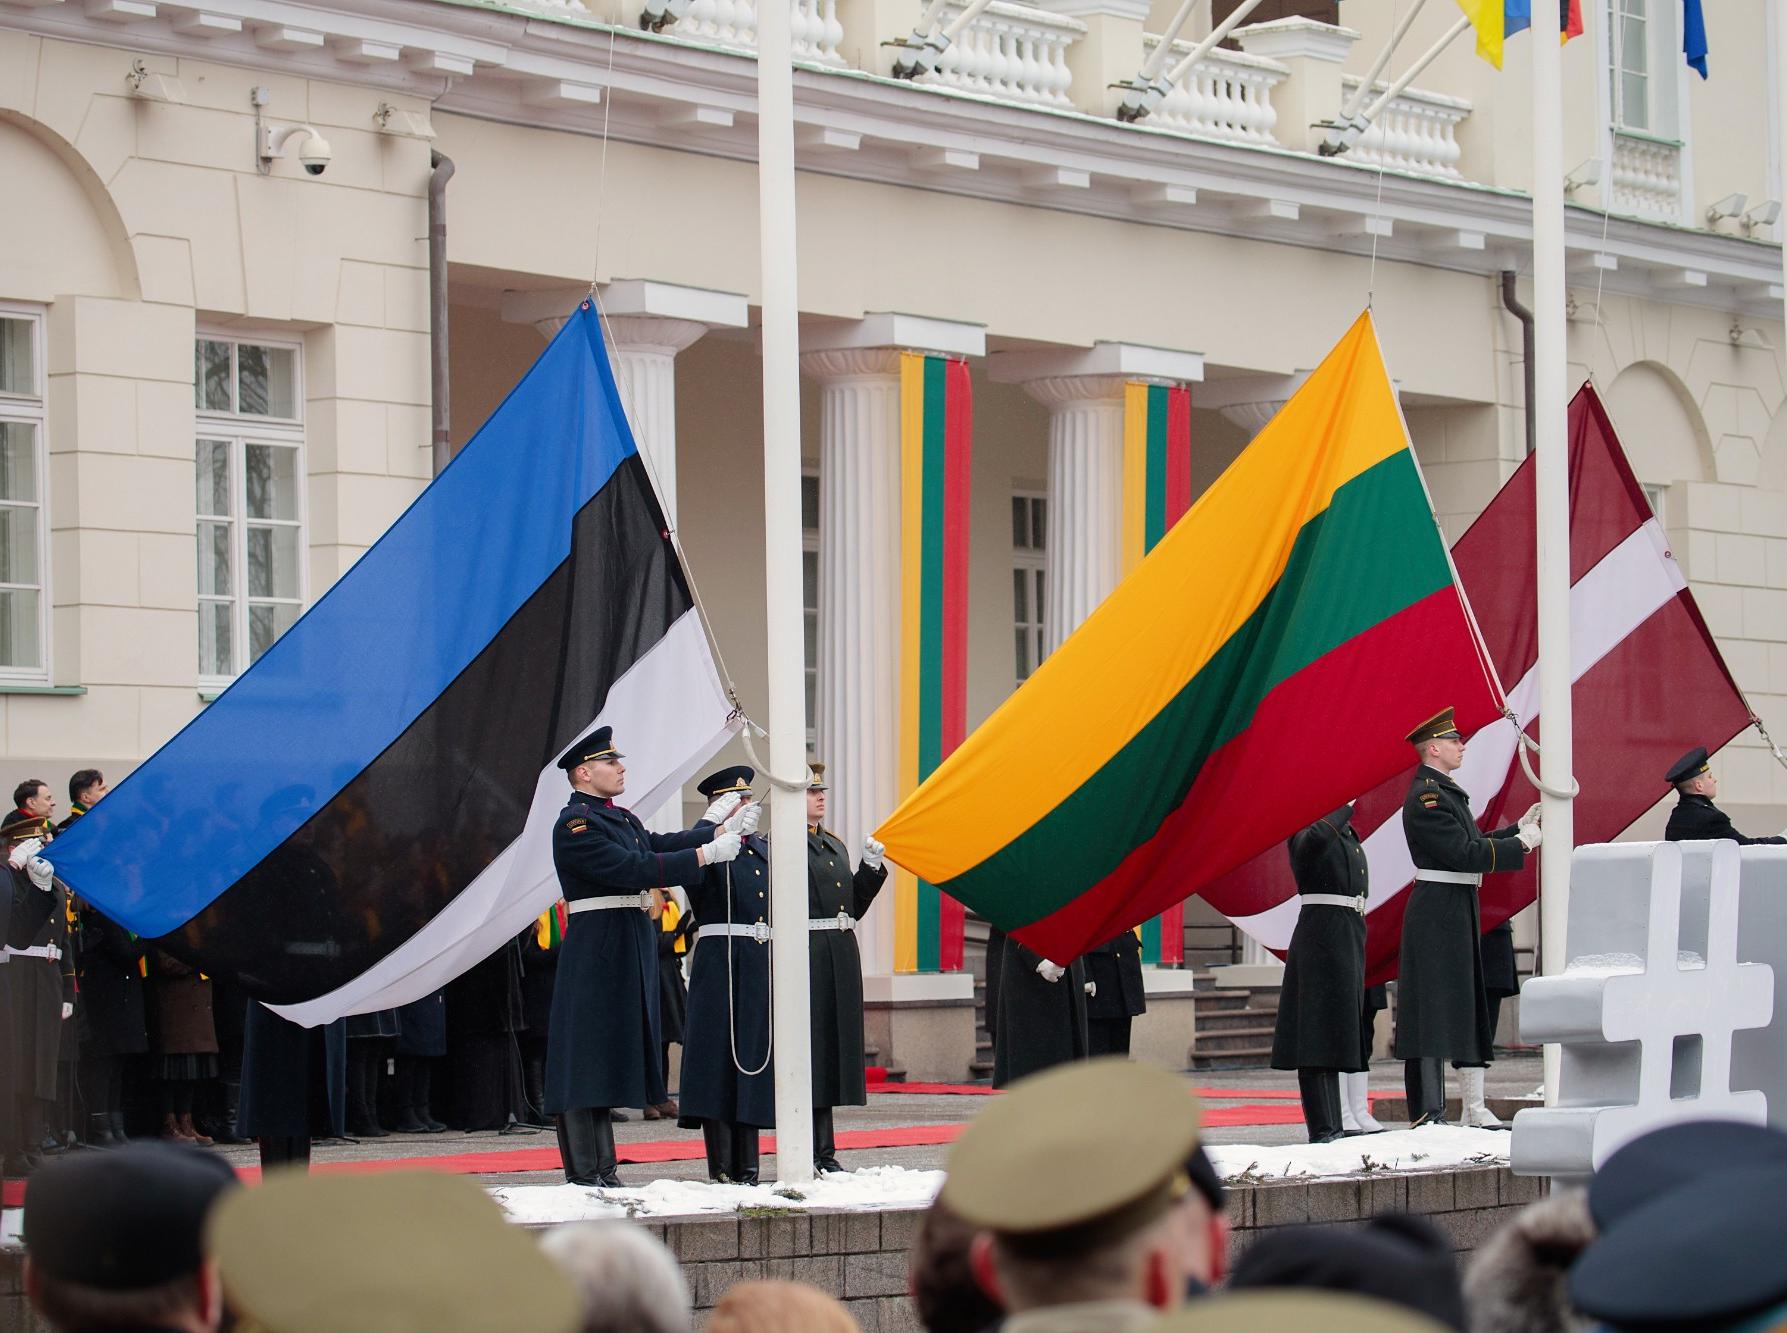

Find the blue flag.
[{"left": 1683, "top": 0, "right": 1708, "bottom": 78}]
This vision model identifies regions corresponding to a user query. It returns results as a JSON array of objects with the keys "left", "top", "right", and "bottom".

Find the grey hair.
[{"left": 539, "top": 1220, "right": 693, "bottom": 1333}]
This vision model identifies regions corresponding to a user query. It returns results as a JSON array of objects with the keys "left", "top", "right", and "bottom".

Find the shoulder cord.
[{"left": 724, "top": 853, "right": 773, "bottom": 1078}]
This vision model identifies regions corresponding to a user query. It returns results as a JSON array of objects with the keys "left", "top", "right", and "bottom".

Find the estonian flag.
[{"left": 46, "top": 302, "right": 738, "bottom": 1025}]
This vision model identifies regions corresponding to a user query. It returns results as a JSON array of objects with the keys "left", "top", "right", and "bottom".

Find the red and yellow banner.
[{"left": 894, "top": 352, "right": 973, "bottom": 973}]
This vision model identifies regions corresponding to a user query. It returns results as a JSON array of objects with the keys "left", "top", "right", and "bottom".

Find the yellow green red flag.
[{"left": 874, "top": 312, "right": 1500, "bottom": 964}]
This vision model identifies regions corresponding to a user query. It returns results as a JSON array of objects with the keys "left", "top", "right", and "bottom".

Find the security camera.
[
  {"left": 258, "top": 122, "right": 333, "bottom": 177},
  {"left": 298, "top": 132, "right": 333, "bottom": 176}
]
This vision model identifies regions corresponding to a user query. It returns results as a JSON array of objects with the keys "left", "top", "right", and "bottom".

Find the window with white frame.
[
  {"left": 802, "top": 469, "right": 819, "bottom": 746},
  {"left": 1610, "top": 0, "right": 1650, "bottom": 132},
  {"left": 1012, "top": 492, "right": 1046, "bottom": 683},
  {"left": 0, "top": 308, "right": 49, "bottom": 679},
  {"left": 194, "top": 336, "right": 304, "bottom": 686}
]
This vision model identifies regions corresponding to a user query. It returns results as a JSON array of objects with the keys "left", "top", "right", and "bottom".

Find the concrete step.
[
  {"left": 1189, "top": 1049, "right": 1274, "bottom": 1070},
  {"left": 1193, "top": 1026, "right": 1279, "bottom": 1051},
  {"left": 1195, "top": 1009, "right": 1279, "bottom": 1034}
]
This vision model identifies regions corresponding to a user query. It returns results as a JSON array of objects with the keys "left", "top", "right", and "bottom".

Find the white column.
[
  {"left": 801, "top": 348, "right": 904, "bottom": 978},
  {"left": 1025, "top": 376, "right": 1127, "bottom": 652}
]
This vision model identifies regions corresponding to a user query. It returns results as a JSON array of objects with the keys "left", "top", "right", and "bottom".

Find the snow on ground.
[
  {"left": 0, "top": 1209, "right": 19, "bottom": 1250},
  {"left": 490, "top": 1128, "right": 1512, "bottom": 1227}
]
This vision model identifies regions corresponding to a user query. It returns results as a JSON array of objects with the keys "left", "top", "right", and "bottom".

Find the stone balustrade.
[
  {"left": 918, "top": 0, "right": 1084, "bottom": 109},
  {"left": 1138, "top": 39, "right": 1287, "bottom": 146},
  {"left": 1610, "top": 129, "right": 1684, "bottom": 222},
  {"left": 676, "top": 0, "right": 846, "bottom": 65},
  {"left": 1339, "top": 76, "right": 1470, "bottom": 179}
]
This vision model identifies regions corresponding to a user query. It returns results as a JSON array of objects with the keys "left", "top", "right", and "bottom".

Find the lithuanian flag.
[{"left": 874, "top": 312, "right": 1502, "bottom": 964}]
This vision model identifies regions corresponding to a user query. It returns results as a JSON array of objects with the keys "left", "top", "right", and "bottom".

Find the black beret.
[
  {"left": 696, "top": 766, "right": 754, "bottom": 799},
  {"left": 557, "top": 726, "right": 621, "bottom": 771},
  {"left": 24, "top": 1142, "right": 239, "bottom": 1289},
  {"left": 1589, "top": 1119, "right": 1787, "bottom": 1230},
  {"left": 1571, "top": 1162, "right": 1787, "bottom": 1329},
  {"left": 1665, "top": 746, "right": 1711, "bottom": 786},
  {"left": 1228, "top": 1214, "right": 1466, "bottom": 1331}
]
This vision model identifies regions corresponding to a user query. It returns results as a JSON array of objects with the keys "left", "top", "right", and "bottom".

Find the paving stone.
[
  {"left": 878, "top": 1209, "right": 923, "bottom": 1251},
  {"left": 844, "top": 1211, "right": 883, "bottom": 1253},
  {"left": 1306, "top": 1178, "right": 1363, "bottom": 1222},
  {"left": 1500, "top": 1170, "right": 1547, "bottom": 1205},
  {"left": 1454, "top": 1167, "right": 1501, "bottom": 1210},
  {"left": 1364, "top": 1174, "right": 1410, "bottom": 1216},
  {"left": 875, "top": 1295, "right": 924, "bottom": 1332},
  {"left": 844, "top": 1250, "right": 910, "bottom": 1299},
  {"left": 1404, "top": 1171, "right": 1457, "bottom": 1216},
  {"left": 1251, "top": 1183, "right": 1311, "bottom": 1228},
  {"left": 672, "top": 1219, "right": 740, "bottom": 1263}
]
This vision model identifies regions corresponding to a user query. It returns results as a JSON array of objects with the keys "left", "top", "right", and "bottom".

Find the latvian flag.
[
  {"left": 46, "top": 303, "right": 738, "bottom": 1024},
  {"left": 1209, "top": 383, "right": 1754, "bottom": 982}
]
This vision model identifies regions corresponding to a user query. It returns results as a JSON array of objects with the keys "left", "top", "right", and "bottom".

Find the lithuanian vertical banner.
[
  {"left": 895, "top": 352, "right": 972, "bottom": 974},
  {"left": 1123, "top": 382, "right": 1191, "bottom": 967},
  {"left": 876, "top": 312, "right": 1501, "bottom": 965}
]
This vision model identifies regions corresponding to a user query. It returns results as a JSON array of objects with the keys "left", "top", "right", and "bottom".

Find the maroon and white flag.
[{"left": 1209, "top": 383, "right": 1754, "bottom": 984}]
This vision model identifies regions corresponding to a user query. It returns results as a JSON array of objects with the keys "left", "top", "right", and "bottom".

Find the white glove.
[
  {"left": 27, "top": 857, "right": 53, "bottom": 892},
  {"left": 60, "top": 1002, "right": 72, "bottom": 1021},
  {"left": 1084, "top": 980, "right": 1097, "bottom": 997},
  {"left": 730, "top": 802, "right": 763, "bottom": 837},
  {"left": 1518, "top": 802, "right": 1542, "bottom": 830},
  {"left": 1516, "top": 823, "right": 1543, "bottom": 852},
  {"left": 862, "top": 836, "right": 885, "bottom": 871},
  {"left": 1035, "top": 959, "right": 1066, "bottom": 983},
  {"left": 703, "top": 829, "right": 743, "bottom": 865},
  {"left": 702, "top": 792, "right": 744, "bottom": 826},
  {"left": 8, "top": 836, "right": 41, "bottom": 871}
]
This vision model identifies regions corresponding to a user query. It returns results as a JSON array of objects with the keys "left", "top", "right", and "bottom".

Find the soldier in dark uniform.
[
  {"left": 802, "top": 762, "right": 887, "bottom": 1174},
  {"left": 1270, "top": 806, "right": 1371, "bottom": 1143},
  {"left": 992, "top": 938, "right": 1089, "bottom": 1089},
  {"left": 1393, "top": 708, "right": 1540, "bottom": 1128},
  {"left": 1663, "top": 746, "right": 1787, "bottom": 844},
  {"left": 1084, "top": 929, "right": 1145, "bottom": 1058},
  {"left": 5, "top": 795, "right": 68, "bottom": 1175},
  {"left": 1, "top": 802, "right": 57, "bottom": 1182},
  {"left": 678, "top": 766, "right": 773, "bottom": 1184},
  {"left": 543, "top": 726, "right": 741, "bottom": 1188}
]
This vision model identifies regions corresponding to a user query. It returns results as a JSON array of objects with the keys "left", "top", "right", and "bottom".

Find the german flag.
[{"left": 875, "top": 312, "right": 1500, "bottom": 964}]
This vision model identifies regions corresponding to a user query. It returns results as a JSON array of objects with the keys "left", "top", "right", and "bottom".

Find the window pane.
[
  {"left": 237, "top": 344, "right": 297, "bottom": 418},
  {"left": 196, "top": 341, "right": 232, "bottom": 413},
  {"left": 1035, "top": 569, "right": 1045, "bottom": 611},
  {"left": 0, "top": 588, "right": 40, "bottom": 670},
  {"left": 805, "top": 671, "right": 816, "bottom": 732},
  {"left": 0, "top": 319, "right": 34, "bottom": 397},
  {"left": 804, "top": 609, "right": 817, "bottom": 665},
  {"left": 1031, "top": 499, "right": 1046, "bottom": 551},
  {"left": 197, "top": 521, "right": 232, "bottom": 597},
  {"left": 801, "top": 474, "right": 819, "bottom": 532},
  {"left": 196, "top": 439, "right": 232, "bottom": 517},
  {"left": 0, "top": 421, "right": 38, "bottom": 503},
  {"left": 1015, "top": 629, "right": 1029, "bottom": 680},
  {"left": 247, "top": 601, "right": 299, "bottom": 664},
  {"left": 1012, "top": 568, "right": 1027, "bottom": 621},
  {"left": 802, "top": 550, "right": 818, "bottom": 610},
  {"left": 245, "top": 524, "right": 299, "bottom": 599},
  {"left": 1011, "top": 496, "right": 1026, "bottom": 548},
  {"left": 0, "top": 505, "right": 38, "bottom": 586},
  {"left": 1621, "top": 71, "right": 1648, "bottom": 129},
  {"left": 245, "top": 443, "right": 299, "bottom": 520},
  {"left": 199, "top": 600, "right": 234, "bottom": 678}
]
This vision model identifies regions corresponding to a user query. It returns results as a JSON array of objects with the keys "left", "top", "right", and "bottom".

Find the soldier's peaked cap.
[
  {"left": 807, "top": 761, "right": 827, "bottom": 791},
  {"left": 1588, "top": 1119, "right": 1787, "bottom": 1230},
  {"left": 1665, "top": 746, "right": 1711, "bottom": 786},
  {"left": 557, "top": 726, "right": 622, "bottom": 771},
  {"left": 1404, "top": 707, "right": 1462, "bottom": 746},
  {"left": 696, "top": 765, "right": 755, "bottom": 798},
  {"left": 941, "top": 1057, "right": 1205, "bottom": 1256}
]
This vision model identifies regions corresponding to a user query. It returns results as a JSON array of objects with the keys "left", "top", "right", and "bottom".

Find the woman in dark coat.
[
  {"left": 802, "top": 764, "right": 887, "bottom": 1173},
  {"left": 1084, "top": 929, "right": 1147, "bottom": 1057},
  {"left": 677, "top": 768, "right": 773, "bottom": 1185},
  {"left": 344, "top": 1007, "right": 398, "bottom": 1138},
  {"left": 392, "top": 990, "right": 447, "bottom": 1133},
  {"left": 992, "top": 938, "right": 1089, "bottom": 1088},
  {"left": 1270, "top": 805, "right": 1370, "bottom": 1144},
  {"left": 146, "top": 949, "right": 219, "bottom": 1145},
  {"left": 518, "top": 919, "right": 559, "bottom": 1129},
  {"left": 237, "top": 1001, "right": 347, "bottom": 1170},
  {"left": 75, "top": 904, "right": 148, "bottom": 1146},
  {"left": 444, "top": 937, "right": 530, "bottom": 1133}
]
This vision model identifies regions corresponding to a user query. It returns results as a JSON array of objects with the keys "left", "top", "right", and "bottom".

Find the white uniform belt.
[
  {"left": 1414, "top": 870, "right": 1483, "bottom": 886},
  {"left": 807, "top": 912, "right": 857, "bottom": 932},
  {"left": 5, "top": 944, "right": 61, "bottom": 961},
  {"left": 567, "top": 893, "right": 655, "bottom": 913},
  {"left": 1299, "top": 894, "right": 1365, "bottom": 914},
  {"left": 699, "top": 922, "right": 773, "bottom": 944}
]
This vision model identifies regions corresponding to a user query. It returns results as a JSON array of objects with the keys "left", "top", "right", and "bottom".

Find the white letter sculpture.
[{"left": 1511, "top": 839, "right": 1781, "bottom": 1178}]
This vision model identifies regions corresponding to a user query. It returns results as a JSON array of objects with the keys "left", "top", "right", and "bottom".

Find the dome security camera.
[
  {"left": 298, "top": 132, "right": 333, "bottom": 176},
  {"left": 259, "top": 122, "right": 334, "bottom": 177}
]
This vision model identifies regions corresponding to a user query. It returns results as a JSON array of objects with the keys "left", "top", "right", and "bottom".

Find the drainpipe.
[
  {"left": 429, "top": 150, "right": 456, "bottom": 477},
  {"left": 1500, "top": 270, "right": 1536, "bottom": 457}
]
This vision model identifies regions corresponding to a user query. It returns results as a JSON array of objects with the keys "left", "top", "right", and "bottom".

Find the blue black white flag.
[{"left": 47, "top": 302, "right": 738, "bottom": 1025}]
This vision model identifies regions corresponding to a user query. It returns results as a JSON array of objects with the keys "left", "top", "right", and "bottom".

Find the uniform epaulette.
[{"left": 564, "top": 816, "right": 589, "bottom": 835}]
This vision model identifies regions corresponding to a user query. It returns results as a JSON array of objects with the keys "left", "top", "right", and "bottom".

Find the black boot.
[
  {"left": 211, "top": 1079, "right": 250, "bottom": 1145},
  {"left": 591, "top": 1109, "right": 622, "bottom": 1187},
  {"left": 347, "top": 1047, "right": 388, "bottom": 1138},
  {"left": 813, "top": 1107, "right": 843, "bottom": 1174},
  {"left": 258, "top": 1135, "right": 311, "bottom": 1172},
  {"left": 1403, "top": 1058, "right": 1449, "bottom": 1127},
  {"left": 702, "top": 1120, "right": 733, "bottom": 1183},
  {"left": 731, "top": 1124, "right": 760, "bottom": 1186},
  {"left": 108, "top": 1111, "right": 129, "bottom": 1145},
  {"left": 1297, "top": 1069, "right": 1344, "bottom": 1144},
  {"left": 522, "top": 1055, "right": 552, "bottom": 1129},
  {"left": 389, "top": 1061, "right": 426, "bottom": 1133},
  {"left": 415, "top": 1062, "right": 446, "bottom": 1133},
  {"left": 87, "top": 1114, "right": 118, "bottom": 1149},
  {"left": 20, "top": 1100, "right": 47, "bottom": 1170},
  {"left": 557, "top": 1109, "right": 622, "bottom": 1187}
]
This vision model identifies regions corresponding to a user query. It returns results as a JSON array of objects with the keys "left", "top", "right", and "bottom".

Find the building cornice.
[{"left": 3, "top": 0, "right": 1782, "bottom": 316}]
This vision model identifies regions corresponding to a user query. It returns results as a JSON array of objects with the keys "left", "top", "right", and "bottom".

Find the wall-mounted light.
[
  {"left": 639, "top": 0, "right": 693, "bottom": 33},
  {"left": 1729, "top": 322, "right": 1774, "bottom": 350},
  {"left": 1705, "top": 191, "right": 1749, "bottom": 225},
  {"left": 373, "top": 102, "right": 435, "bottom": 140},
  {"left": 125, "top": 58, "right": 185, "bottom": 104},
  {"left": 1564, "top": 157, "right": 1602, "bottom": 196},
  {"left": 1742, "top": 200, "right": 1782, "bottom": 235}
]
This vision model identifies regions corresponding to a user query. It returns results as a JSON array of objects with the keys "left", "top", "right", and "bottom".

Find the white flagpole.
[
  {"left": 1777, "top": 3, "right": 1787, "bottom": 308},
  {"left": 756, "top": 0, "right": 816, "bottom": 1181},
  {"left": 1530, "top": 0, "right": 1575, "bottom": 1108}
]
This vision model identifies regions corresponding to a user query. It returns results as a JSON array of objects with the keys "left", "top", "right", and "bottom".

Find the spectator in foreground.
[
  {"left": 538, "top": 1219, "right": 693, "bottom": 1333},
  {"left": 707, "top": 1280, "right": 861, "bottom": 1333},
  {"left": 22, "top": 1141, "right": 239, "bottom": 1333},
  {"left": 206, "top": 1169, "right": 579, "bottom": 1333},
  {"left": 908, "top": 1196, "right": 1003, "bottom": 1333},
  {"left": 1462, "top": 1191, "right": 1595, "bottom": 1333},
  {"left": 941, "top": 1057, "right": 1228, "bottom": 1331},
  {"left": 1144, "top": 1289, "right": 1449, "bottom": 1331},
  {"left": 1227, "top": 1213, "right": 1466, "bottom": 1330}
]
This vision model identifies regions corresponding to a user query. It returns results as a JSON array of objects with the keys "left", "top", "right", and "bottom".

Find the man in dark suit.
[
  {"left": 1084, "top": 929, "right": 1145, "bottom": 1059},
  {"left": 542, "top": 726, "right": 743, "bottom": 1187},
  {"left": 1663, "top": 747, "right": 1787, "bottom": 845}
]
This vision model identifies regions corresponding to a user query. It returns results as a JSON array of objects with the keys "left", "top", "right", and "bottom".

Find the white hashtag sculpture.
[{"left": 1511, "top": 839, "right": 1776, "bottom": 1177}]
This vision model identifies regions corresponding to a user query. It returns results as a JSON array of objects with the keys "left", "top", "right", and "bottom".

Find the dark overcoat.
[
  {"left": 542, "top": 791, "right": 711, "bottom": 1115},
  {"left": 395, "top": 991, "right": 447, "bottom": 1059},
  {"left": 807, "top": 825, "right": 886, "bottom": 1108},
  {"left": 1480, "top": 920, "right": 1518, "bottom": 1001},
  {"left": 656, "top": 903, "right": 693, "bottom": 1048},
  {"left": 1084, "top": 931, "right": 1146, "bottom": 1021},
  {"left": 1393, "top": 765, "right": 1525, "bottom": 1067},
  {"left": 236, "top": 1002, "right": 347, "bottom": 1139},
  {"left": 518, "top": 929, "right": 559, "bottom": 1046},
  {"left": 76, "top": 906, "right": 148, "bottom": 1058},
  {"left": 677, "top": 829, "right": 774, "bottom": 1129},
  {"left": 992, "top": 938, "right": 1088, "bottom": 1088},
  {"left": 1665, "top": 793, "right": 1787, "bottom": 845},
  {"left": 147, "top": 951, "right": 218, "bottom": 1056},
  {"left": 9, "top": 875, "right": 69, "bottom": 1098},
  {"left": 1271, "top": 809, "right": 1370, "bottom": 1073},
  {"left": 1, "top": 860, "right": 56, "bottom": 1115}
]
